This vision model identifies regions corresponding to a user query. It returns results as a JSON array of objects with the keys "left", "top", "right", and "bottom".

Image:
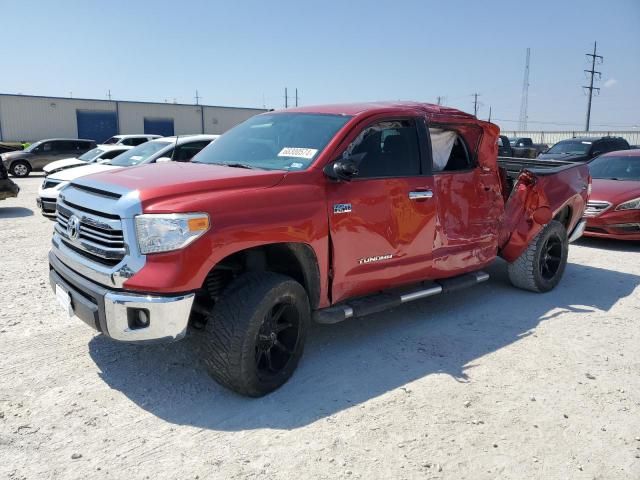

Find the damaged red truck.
[{"left": 48, "top": 102, "right": 590, "bottom": 396}]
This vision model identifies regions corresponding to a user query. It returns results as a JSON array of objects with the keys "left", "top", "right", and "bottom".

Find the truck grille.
[
  {"left": 55, "top": 204, "right": 126, "bottom": 267},
  {"left": 583, "top": 200, "right": 612, "bottom": 217}
]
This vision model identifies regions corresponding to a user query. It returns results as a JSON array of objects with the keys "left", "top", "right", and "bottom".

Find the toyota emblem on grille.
[{"left": 67, "top": 215, "right": 80, "bottom": 240}]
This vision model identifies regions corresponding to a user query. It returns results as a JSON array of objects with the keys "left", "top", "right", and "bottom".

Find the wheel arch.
[
  {"left": 553, "top": 204, "right": 573, "bottom": 230},
  {"left": 201, "top": 242, "right": 321, "bottom": 310}
]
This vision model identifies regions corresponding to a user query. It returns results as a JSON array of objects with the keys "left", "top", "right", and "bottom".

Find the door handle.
[{"left": 409, "top": 190, "right": 433, "bottom": 200}]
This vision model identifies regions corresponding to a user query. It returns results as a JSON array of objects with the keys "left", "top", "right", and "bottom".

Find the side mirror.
[
  {"left": 156, "top": 157, "right": 173, "bottom": 163},
  {"left": 323, "top": 160, "right": 359, "bottom": 181}
]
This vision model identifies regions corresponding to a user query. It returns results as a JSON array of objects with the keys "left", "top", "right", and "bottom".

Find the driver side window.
[{"left": 345, "top": 120, "right": 421, "bottom": 178}]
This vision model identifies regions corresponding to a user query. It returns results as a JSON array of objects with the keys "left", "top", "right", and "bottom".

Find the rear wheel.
[
  {"left": 198, "top": 272, "right": 309, "bottom": 397},
  {"left": 10, "top": 161, "right": 31, "bottom": 177},
  {"left": 507, "top": 220, "right": 568, "bottom": 293}
]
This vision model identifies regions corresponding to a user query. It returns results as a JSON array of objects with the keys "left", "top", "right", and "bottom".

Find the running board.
[{"left": 313, "top": 271, "right": 489, "bottom": 324}]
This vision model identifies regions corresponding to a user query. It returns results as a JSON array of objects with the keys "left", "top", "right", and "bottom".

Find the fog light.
[{"left": 127, "top": 308, "right": 150, "bottom": 330}]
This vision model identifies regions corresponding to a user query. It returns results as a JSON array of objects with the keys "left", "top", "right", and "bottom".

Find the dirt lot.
[{"left": 1, "top": 175, "right": 639, "bottom": 480}]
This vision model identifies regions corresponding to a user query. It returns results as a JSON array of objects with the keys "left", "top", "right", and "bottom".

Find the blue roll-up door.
[
  {"left": 76, "top": 110, "right": 118, "bottom": 143},
  {"left": 144, "top": 118, "right": 174, "bottom": 137}
]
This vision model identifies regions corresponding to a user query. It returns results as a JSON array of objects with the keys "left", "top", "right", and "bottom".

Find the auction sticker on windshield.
[{"left": 278, "top": 147, "right": 318, "bottom": 159}]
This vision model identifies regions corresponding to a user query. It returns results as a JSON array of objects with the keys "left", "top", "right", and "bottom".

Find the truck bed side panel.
[{"left": 498, "top": 161, "right": 590, "bottom": 262}]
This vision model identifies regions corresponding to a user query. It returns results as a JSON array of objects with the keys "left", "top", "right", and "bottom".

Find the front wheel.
[
  {"left": 10, "top": 161, "right": 31, "bottom": 177},
  {"left": 198, "top": 272, "right": 310, "bottom": 397},
  {"left": 507, "top": 220, "right": 568, "bottom": 293}
]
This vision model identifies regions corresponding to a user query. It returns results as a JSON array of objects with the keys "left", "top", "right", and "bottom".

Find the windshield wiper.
[
  {"left": 198, "top": 161, "right": 263, "bottom": 170},
  {"left": 223, "top": 163, "right": 255, "bottom": 169}
]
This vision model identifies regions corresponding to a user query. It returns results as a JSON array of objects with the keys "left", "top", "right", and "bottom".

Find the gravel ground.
[{"left": 1, "top": 175, "right": 640, "bottom": 480}]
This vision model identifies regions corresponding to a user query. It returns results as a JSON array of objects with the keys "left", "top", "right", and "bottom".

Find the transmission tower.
[
  {"left": 518, "top": 48, "right": 530, "bottom": 131},
  {"left": 583, "top": 41, "right": 603, "bottom": 132}
]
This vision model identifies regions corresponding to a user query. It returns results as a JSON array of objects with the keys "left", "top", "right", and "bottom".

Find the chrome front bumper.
[{"left": 49, "top": 250, "right": 193, "bottom": 343}]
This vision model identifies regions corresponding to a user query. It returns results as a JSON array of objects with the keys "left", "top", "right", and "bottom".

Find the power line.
[
  {"left": 518, "top": 48, "right": 530, "bottom": 131},
  {"left": 583, "top": 41, "right": 603, "bottom": 131},
  {"left": 493, "top": 117, "right": 637, "bottom": 129}
]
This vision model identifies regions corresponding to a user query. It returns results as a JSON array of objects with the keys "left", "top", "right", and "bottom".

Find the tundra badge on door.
[{"left": 334, "top": 203, "right": 352, "bottom": 214}]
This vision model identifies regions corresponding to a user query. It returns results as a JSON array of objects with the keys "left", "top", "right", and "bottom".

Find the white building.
[{"left": 0, "top": 94, "right": 266, "bottom": 143}]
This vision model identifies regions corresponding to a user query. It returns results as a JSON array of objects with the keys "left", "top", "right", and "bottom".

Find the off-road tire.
[
  {"left": 199, "top": 272, "right": 310, "bottom": 397},
  {"left": 507, "top": 220, "right": 568, "bottom": 293},
  {"left": 10, "top": 161, "right": 31, "bottom": 177}
]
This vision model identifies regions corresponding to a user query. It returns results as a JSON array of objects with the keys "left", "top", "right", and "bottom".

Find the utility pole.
[
  {"left": 583, "top": 41, "right": 603, "bottom": 132},
  {"left": 436, "top": 96, "right": 443, "bottom": 106},
  {"left": 472, "top": 93, "right": 480, "bottom": 117},
  {"left": 488, "top": 106, "right": 492, "bottom": 123},
  {"left": 194, "top": 89, "right": 202, "bottom": 105},
  {"left": 295, "top": 88, "right": 299, "bottom": 107},
  {"left": 107, "top": 89, "right": 112, "bottom": 100},
  {"left": 518, "top": 47, "right": 530, "bottom": 131},
  {"left": 285, "top": 87, "right": 288, "bottom": 108}
]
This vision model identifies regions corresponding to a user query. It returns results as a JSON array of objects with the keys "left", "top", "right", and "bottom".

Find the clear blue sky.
[{"left": 3, "top": 0, "right": 639, "bottom": 130}]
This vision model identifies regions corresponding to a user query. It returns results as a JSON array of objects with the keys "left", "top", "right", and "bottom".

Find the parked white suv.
[
  {"left": 43, "top": 145, "right": 132, "bottom": 176},
  {"left": 102, "top": 134, "right": 162, "bottom": 146},
  {"left": 37, "top": 135, "right": 218, "bottom": 217}
]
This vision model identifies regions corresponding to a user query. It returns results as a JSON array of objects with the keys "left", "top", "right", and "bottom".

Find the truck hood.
[
  {"left": 538, "top": 152, "right": 588, "bottom": 162},
  {"left": 589, "top": 178, "right": 640, "bottom": 206},
  {"left": 43, "top": 157, "right": 84, "bottom": 174},
  {"left": 76, "top": 162, "right": 287, "bottom": 205},
  {"left": 49, "top": 163, "right": 121, "bottom": 181}
]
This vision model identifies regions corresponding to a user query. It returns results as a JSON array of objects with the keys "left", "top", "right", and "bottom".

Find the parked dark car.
[
  {"left": 0, "top": 142, "right": 24, "bottom": 155},
  {"left": 0, "top": 159, "right": 19, "bottom": 201},
  {"left": 539, "top": 136, "right": 630, "bottom": 163},
  {"left": 0, "top": 138, "right": 96, "bottom": 177},
  {"left": 498, "top": 135, "right": 513, "bottom": 156},
  {"left": 508, "top": 137, "right": 549, "bottom": 158}
]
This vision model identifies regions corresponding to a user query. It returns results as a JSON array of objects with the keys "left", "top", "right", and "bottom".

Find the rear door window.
[{"left": 430, "top": 129, "right": 473, "bottom": 172}]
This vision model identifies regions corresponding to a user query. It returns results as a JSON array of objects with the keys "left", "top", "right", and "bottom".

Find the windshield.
[
  {"left": 78, "top": 148, "right": 106, "bottom": 162},
  {"left": 589, "top": 155, "right": 640, "bottom": 181},
  {"left": 23, "top": 141, "right": 43, "bottom": 152},
  {"left": 103, "top": 137, "right": 120, "bottom": 144},
  {"left": 108, "top": 141, "right": 170, "bottom": 167},
  {"left": 193, "top": 113, "right": 351, "bottom": 170},
  {"left": 547, "top": 140, "right": 591, "bottom": 155}
]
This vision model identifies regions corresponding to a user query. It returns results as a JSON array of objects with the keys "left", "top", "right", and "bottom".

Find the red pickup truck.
[{"left": 48, "top": 102, "right": 590, "bottom": 396}]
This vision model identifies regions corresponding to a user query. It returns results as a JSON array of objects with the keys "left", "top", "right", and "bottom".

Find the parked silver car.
[{"left": 0, "top": 138, "right": 96, "bottom": 177}]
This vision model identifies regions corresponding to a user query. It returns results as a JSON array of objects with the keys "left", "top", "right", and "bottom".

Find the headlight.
[
  {"left": 135, "top": 213, "right": 210, "bottom": 254},
  {"left": 616, "top": 197, "right": 640, "bottom": 211}
]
